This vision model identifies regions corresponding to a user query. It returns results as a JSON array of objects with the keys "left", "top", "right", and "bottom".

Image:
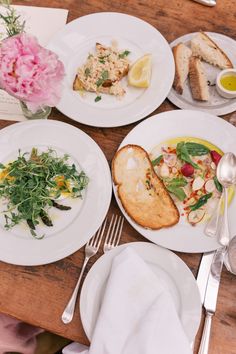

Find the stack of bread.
[{"left": 172, "top": 32, "right": 233, "bottom": 101}]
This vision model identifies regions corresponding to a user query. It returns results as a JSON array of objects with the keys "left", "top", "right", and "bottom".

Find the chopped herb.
[
  {"left": 84, "top": 68, "right": 90, "bottom": 77},
  {"left": 119, "top": 50, "right": 130, "bottom": 59},
  {"left": 99, "top": 59, "right": 105, "bottom": 64},
  {"left": 176, "top": 142, "right": 200, "bottom": 169},
  {"left": 96, "top": 70, "right": 109, "bottom": 87},
  {"left": 213, "top": 176, "right": 223, "bottom": 193},
  {"left": 95, "top": 95, "right": 102, "bottom": 102},
  {"left": 151, "top": 155, "right": 163, "bottom": 166},
  {"left": 101, "top": 70, "right": 109, "bottom": 80},
  {"left": 190, "top": 193, "right": 212, "bottom": 211}
]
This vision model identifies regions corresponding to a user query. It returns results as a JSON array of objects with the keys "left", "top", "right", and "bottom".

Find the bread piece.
[
  {"left": 112, "top": 145, "right": 180, "bottom": 230},
  {"left": 189, "top": 57, "right": 209, "bottom": 101},
  {"left": 172, "top": 43, "right": 192, "bottom": 94},
  {"left": 191, "top": 32, "right": 233, "bottom": 69}
]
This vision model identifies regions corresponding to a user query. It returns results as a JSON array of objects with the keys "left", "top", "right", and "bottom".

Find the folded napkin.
[
  {"left": 63, "top": 247, "right": 192, "bottom": 354},
  {"left": 0, "top": 313, "right": 43, "bottom": 354}
]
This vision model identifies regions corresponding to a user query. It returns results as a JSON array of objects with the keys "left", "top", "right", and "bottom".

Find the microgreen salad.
[
  {"left": 150, "top": 139, "right": 223, "bottom": 225},
  {"left": 0, "top": 148, "right": 89, "bottom": 238}
]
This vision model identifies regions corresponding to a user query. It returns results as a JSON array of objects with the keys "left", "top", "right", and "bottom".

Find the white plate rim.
[
  {"left": 112, "top": 109, "right": 236, "bottom": 253},
  {"left": 47, "top": 12, "right": 175, "bottom": 127},
  {"left": 168, "top": 31, "right": 236, "bottom": 115},
  {"left": 0, "top": 120, "right": 112, "bottom": 265},
  {"left": 80, "top": 241, "right": 202, "bottom": 343}
]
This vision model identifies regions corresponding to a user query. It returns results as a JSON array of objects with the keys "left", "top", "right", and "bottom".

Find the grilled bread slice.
[
  {"left": 191, "top": 32, "right": 233, "bottom": 69},
  {"left": 189, "top": 57, "right": 209, "bottom": 101},
  {"left": 172, "top": 43, "right": 192, "bottom": 94},
  {"left": 112, "top": 145, "right": 180, "bottom": 230}
]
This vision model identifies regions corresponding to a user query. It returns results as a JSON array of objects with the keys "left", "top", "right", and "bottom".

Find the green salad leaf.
[
  {"left": 185, "top": 142, "right": 210, "bottom": 156},
  {"left": 190, "top": 193, "right": 212, "bottom": 211},
  {"left": 176, "top": 142, "right": 200, "bottom": 169}
]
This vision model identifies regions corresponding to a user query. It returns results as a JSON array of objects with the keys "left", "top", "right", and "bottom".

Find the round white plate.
[
  {"left": 0, "top": 120, "right": 112, "bottom": 265},
  {"left": 113, "top": 109, "right": 236, "bottom": 253},
  {"left": 47, "top": 12, "right": 174, "bottom": 127},
  {"left": 168, "top": 32, "right": 236, "bottom": 116},
  {"left": 80, "top": 242, "right": 201, "bottom": 343}
]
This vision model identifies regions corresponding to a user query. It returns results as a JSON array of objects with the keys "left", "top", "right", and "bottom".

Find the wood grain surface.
[{"left": 0, "top": 1, "right": 236, "bottom": 353}]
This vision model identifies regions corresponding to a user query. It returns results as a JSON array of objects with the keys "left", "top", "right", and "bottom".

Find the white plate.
[
  {"left": 47, "top": 12, "right": 174, "bottom": 127},
  {"left": 80, "top": 242, "right": 201, "bottom": 343},
  {"left": 168, "top": 32, "right": 236, "bottom": 115},
  {"left": 0, "top": 120, "right": 112, "bottom": 265},
  {"left": 113, "top": 109, "right": 236, "bottom": 253}
]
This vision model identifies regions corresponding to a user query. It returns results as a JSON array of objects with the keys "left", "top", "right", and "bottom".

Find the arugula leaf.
[
  {"left": 0, "top": 163, "right": 5, "bottom": 169},
  {"left": 176, "top": 142, "right": 200, "bottom": 169},
  {"left": 214, "top": 176, "right": 223, "bottom": 193},
  {"left": 151, "top": 155, "right": 163, "bottom": 166},
  {"left": 167, "top": 177, "right": 188, "bottom": 188},
  {"left": 166, "top": 185, "right": 186, "bottom": 201},
  {"left": 185, "top": 142, "right": 209, "bottom": 156},
  {"left": 190, "top": 193, "right": 212, "bottom": 211}
]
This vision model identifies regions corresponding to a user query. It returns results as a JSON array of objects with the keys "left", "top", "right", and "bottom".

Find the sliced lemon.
[{"left": 128, "top": 54, "right": 152, "bottom": 88}]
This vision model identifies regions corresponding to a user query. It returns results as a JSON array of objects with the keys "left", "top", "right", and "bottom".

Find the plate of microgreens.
[
  {"left": 47, "top": 12, "right": 174, "bottom": 127},
  {"left": 0, "top": 120, "right": 112, "bottom": 265}
]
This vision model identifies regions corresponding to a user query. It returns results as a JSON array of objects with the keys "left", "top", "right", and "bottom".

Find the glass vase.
[{"left": 20, "top": 101, "right": 52, "bottom": 120}]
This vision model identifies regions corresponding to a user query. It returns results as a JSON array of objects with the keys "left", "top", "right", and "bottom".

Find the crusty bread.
[
  {"left": 112, "top": 144, "right": 180, "bottom": 230},
  {"left": 189, "top": 56, "right": 209, "bottom": 101},
  {"left": 172, "top": 43, "right": 192, "bottom": 94},
  {"left": 191, "top": 32, "right": 233, "bottom": 69}
]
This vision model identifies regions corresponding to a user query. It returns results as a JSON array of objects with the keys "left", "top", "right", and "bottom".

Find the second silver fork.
[{"left": 103, "top": 215, "right": 124, "bottom": 253}]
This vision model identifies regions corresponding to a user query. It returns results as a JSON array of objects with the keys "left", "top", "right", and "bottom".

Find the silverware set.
[
  {"left": 62, "top": 214, "right": 124, "bottom": 324},
  {"left": 198, "top": 152, "right": 236, "bottom": 353}
]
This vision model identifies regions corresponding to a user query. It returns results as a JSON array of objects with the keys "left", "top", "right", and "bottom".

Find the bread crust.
[
  {"left": 191, "top": 32, "right": 233, "bottom": 69},
  {"left": 189, "top": 56, "right": 209, "bottom": 101},
  {"left": 112, "top": 144, "right": 180, "bottom": 230},
  {"left": 172, "top": 43, "right": 192, "bottom": 95}
]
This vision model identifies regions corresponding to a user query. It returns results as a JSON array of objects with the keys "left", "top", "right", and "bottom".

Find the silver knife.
[
  {"left": 192, "top": 0, "right": 216, "bottom": 6},
  {"left": 198, "top": 247, "right": 226, "bottom": 354},
  {"left": 197, "top": 251, "right": 215, "bottom": 304}
]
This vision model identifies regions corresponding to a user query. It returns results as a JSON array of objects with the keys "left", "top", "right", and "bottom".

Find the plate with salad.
[
  {"left": 113, "top": 109, "right": 236, "bottom": 253},
  {"left": 0, "top": 120, "right": 112, "bottom": 265}
]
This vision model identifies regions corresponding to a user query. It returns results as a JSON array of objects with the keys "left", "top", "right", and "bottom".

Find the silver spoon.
[
  {"left": 217, "top": 153, "right": 236, "bottom": 246},
  {"left": 224, "top": 235, "right": 236, "bottom": 275}
]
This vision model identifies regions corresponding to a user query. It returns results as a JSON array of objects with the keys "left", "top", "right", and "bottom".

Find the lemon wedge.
[{"left": 128, "top": 54, "right": 152, "bottom": 88}]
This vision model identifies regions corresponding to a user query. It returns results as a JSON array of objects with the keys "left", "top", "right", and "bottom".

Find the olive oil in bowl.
[{"left": 220, "top": 75, "right": 236, "bottom": 91}]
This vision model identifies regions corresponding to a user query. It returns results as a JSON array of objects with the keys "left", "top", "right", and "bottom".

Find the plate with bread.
[
  {"left": 112, "top": 109, "right": 236, "bottom": 253},
  {"left": 168, "top": 32, "right": 236, "bottom": 115},
  {"left": 47, "top": 12, "right": 174, "bottom": 127}
]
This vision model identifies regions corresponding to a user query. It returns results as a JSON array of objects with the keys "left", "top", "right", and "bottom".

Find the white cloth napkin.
[{"left": 63, "top": 247, "right": 192, "bottom": 354}]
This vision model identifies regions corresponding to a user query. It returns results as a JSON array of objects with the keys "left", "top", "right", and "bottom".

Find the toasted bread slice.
[
  {"left": 191, "top": 32, "right": 233, "bottom": 69},
  {"left": 189, "top": 57, "right": 209, "bottom": 101},
  {"left": 172, "top": 43, "right": 192, "bottom": 94},
  {"left": 112, "top": 145, "right": 180, "bottom": 230}
]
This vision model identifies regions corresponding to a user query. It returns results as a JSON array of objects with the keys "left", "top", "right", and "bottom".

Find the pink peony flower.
[{"left": 0, "top": 33, "right": 65, "bottom": 112}]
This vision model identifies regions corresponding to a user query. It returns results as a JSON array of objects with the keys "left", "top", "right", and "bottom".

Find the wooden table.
[{"left": 0, "top": 1, "right": 235, "bottom": 353}]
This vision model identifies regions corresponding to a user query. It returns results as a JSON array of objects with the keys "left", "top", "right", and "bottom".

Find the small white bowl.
[{"left": 216, "top": 68, "right": 236, "bottom": 99}]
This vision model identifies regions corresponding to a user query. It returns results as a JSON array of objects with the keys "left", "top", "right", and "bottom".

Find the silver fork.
[
  {"left": 61, "top": 219, "right": 107, "bottom": 324},
  {"left": 103, "top": 215, "right": 124, "bottom": 253}
]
